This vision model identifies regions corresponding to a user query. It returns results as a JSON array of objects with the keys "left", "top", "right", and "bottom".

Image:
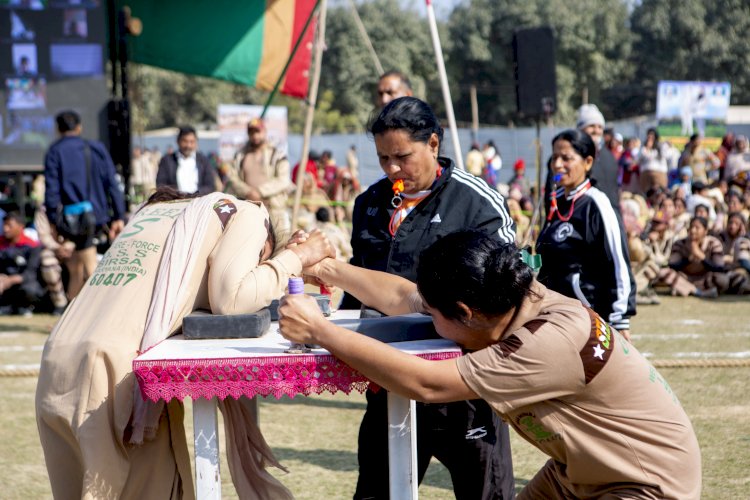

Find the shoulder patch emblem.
[
  {"left": 213, "top": 199, "right": 237, "bottom": 230},
  {"left": 523, "top": 319, "right": 547, "bottom": 334},
  {"left": 580, "top": 308, "right": 614, "bottom": 384},
  {"left": 498, "top": 334, "right": 523, "bottom": 358}
]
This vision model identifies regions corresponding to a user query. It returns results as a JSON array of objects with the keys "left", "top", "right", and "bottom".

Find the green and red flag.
[{"left": 119, "top": 0, "right": 317, "bottom": 98}]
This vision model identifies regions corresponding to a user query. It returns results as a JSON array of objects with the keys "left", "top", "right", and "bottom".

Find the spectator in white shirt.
[{"left": 156, "top": 126, "right": 217, "bottom": 195}]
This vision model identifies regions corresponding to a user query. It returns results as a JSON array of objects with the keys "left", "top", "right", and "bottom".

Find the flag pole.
[
  {"left": 291, "top": 0, "right": 327, "bottom": 231},
  {"left": 261, "top": 0, "right": 322, "bottom": 119},
  {"left": 425, "top": 0, "right": 464, "bottom": 170},
  {"left": 346, "top": 0, "right": 383, "bottom": 76}
]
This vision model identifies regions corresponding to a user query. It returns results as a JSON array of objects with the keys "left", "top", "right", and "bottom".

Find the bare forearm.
[
  {"left": 316, "top": 321, "right": 469, "bottom": 403},
  {"left": 315, "top": 258, "right": 422, "bottom": 315}
]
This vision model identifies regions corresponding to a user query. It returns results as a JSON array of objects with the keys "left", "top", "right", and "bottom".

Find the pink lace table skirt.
[{"left": 133, "top": 338, "right": 461, "bottom": 402}]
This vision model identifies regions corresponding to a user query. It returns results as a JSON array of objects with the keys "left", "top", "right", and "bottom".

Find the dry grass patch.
[{"left": 1, "top": 295, "right": 748, "bottom": 498}]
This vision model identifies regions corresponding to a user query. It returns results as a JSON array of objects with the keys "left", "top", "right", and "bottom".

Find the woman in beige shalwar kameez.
[{"left": 35, "top": 190, "right": 333, "bottom": 499}]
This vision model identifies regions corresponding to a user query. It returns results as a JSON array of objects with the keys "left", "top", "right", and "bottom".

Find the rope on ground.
[
  {"left": 0, "top": 367, "right": 40, "bottom": 377},
  {"left": 651, "top": 359, "right": 750, "bottom": 368},
  {"left": 1, "top": 358, "right": 749, "bottom": 378}
]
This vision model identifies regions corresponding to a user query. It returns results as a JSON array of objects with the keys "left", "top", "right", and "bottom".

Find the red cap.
[
  {"left": 247, "top": 117, "right": 265, "bottom": 131},
  {"left": 514, "top": 158, "right": 525, "bottom": 171}
]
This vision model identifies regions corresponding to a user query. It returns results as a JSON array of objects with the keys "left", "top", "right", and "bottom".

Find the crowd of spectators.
[
  {"left": 0, "top": 121, "right": 361, "bottom": 316},
  {"left": 5, "top": 102, "right": 750, "bottom": 317},
  {"left": 599, "top": 127, "right": 750, "bottom": 301},
  {"left": 471, "top": 109, "right": 750, "bottom": 306}
]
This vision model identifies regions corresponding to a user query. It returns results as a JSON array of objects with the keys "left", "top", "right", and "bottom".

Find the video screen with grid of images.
[{"left": 0, "top": 0, "right": 108, "bottom": 168}]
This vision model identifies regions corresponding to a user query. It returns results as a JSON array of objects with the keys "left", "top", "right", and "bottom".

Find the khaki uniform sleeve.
[
  {"left": 208, "top": 204, "right": 302, "bottom": 314},
  {"left": 34, "top": 208, "right": 60, "bottom": 250},
  {"left": 258, "top": 156, "right": 291, "bottom": 200},
  {"left": 224, "top": 157, "right": 252, "bottom": 199},
  {"left": 456, "top": 323, "right": 584, "bottom": 414}
]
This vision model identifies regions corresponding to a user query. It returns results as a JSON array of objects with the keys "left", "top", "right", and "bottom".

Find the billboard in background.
[
  {"left": 217, "top": 104, "right": 288, "bottom": 163},
  {"left": 0, "top": 1, "right": 109, "bottom": 170},
  {"left": 656, "top": 81, "right": 731, "bottom": 148}
]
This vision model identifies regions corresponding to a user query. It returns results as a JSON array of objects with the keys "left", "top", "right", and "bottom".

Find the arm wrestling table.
[{"left": 133, "top": 309, "right": 461, "bottom": 499}]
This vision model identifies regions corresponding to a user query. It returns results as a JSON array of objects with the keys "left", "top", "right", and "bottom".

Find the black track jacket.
[
  {"left": 350, "top": 157, "right": 516, "bottom": 284},
  {"left": 537, "top": 180, "right": 636, "bottom": 330}
]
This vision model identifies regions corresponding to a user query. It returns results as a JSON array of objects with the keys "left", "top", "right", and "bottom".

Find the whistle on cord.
[{"left": 391, "top": 179, "right": 404, "bottom": 208}]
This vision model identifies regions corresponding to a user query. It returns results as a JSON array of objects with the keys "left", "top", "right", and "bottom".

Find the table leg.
[
  {"left": 194, "top": 397, "right": 221, "bottom": 499},
  {"left": 387, "top": 393, "right": 418, "bottom": 499}
]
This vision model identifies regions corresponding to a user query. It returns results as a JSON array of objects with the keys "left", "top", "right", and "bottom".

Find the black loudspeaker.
[
  {"left": 107, "top": 98, "right": 130, "bottom": 166},
  {"left": 513, "top": 27, "right": 557, "bottom": 117}
]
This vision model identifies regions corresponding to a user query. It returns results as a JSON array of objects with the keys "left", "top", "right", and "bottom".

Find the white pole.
[
  {"left": 388, "top": 394, "right": 418, "bottom": 499},
  {"left": 425, "top": 0, "right": 464, "bottom": 170},
  {"left": 194, "top": 398, "right": 221, "bottom": 499}
]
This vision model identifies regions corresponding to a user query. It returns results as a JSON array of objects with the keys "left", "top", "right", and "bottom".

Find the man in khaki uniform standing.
[{"left": 223, "top": 117, "right": 292, "bottom": 238}]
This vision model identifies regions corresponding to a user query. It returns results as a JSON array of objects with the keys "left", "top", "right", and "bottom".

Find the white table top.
[{"left": 137, "top": 310, "right": 460, "bottom": 362}]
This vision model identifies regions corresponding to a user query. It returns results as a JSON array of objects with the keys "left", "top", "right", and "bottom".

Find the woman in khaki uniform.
[
  {"left": 35, "top": 188, "right": 333, "bottom": 499},
  {"left": 279, "top": 231, "right": 701, "bottom": 499}
]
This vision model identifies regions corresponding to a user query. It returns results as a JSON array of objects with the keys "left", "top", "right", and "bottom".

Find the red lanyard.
[{"left": 547, "top": 180, "right": 592, "bottom": 222}]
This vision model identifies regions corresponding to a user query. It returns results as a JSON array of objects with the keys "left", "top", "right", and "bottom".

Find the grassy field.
[{"left": 1, "top": 295, "right": 749, "bottom": 498}]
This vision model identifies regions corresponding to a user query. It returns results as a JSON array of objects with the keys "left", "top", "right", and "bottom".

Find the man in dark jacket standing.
[
  {"left": 575, "top": 104, "right": 620, "bottom": 210},
  {"left": 156, "top": 126, "right": 217, "bottom": 195},
  {"left": 44, "top": 110, "right": 125, "bottom": 299},
  {"left": 545, "top": 104, "right": 621, "bottom": 215}
]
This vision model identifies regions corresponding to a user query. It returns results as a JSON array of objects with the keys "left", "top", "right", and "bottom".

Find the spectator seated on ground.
[
  {"left": 672, "top": 196, "right": 691, "bottom": 239},
  {"left": 314, "top": 207, "right": 352, "bottom": 263},
  {"left": 319, "top": 150, "right": 338, "bottom": 197},
  {"left": 330, "top": 167, "right": 360, "bottom": 224},
  {"left": 657, "top": 216, "right": 727, "bottom": 298},
  {"left": 658, "top": 195, "right": 676, "bottom": 225},
  {"left": 639, "top": 210, "right": 677, "bottom": 303},
  {"left": 726, "top": 189, "right": 750, "bottom": 223},
  {"left": 294, "top": 171, "right": 333, "bottom": 232},
  {"left": 506, "top": 198, "right": 530, "bottom": 246},
  {"left": 622, "top": 198, "right": 660, "bottom": 305},
  {"left": 705, "top": 184, "right": 729, "bottom": 234},
  {"left": 718, "top": 212, "right": 750, "bottom": 294},
  {"left": 673, "top": 167, "right": 693, "bottom": 199},
  {"left": 646, "top": 210, "right": 676, "bottom": 270},
  {"left": 691, "top": 202, "right": 717, "bottom": 233},
  {"left": 725, "top": 135, "right": 750, "bottom": 185},
  {"left": 0, "top": 212, "right": 45, "bottom": 316}
]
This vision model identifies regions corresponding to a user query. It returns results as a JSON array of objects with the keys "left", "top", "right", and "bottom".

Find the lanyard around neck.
[{"left": 547, "top": 179, "right": 592, "bottom": 222}]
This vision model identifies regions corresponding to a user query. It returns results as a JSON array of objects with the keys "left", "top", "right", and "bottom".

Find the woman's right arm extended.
[{"left": 308, "top": 258, "right": 424, "bottom": 316}]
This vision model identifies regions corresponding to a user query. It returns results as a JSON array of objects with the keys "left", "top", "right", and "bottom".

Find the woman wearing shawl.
[{"left": 35, "top": 187, "right": 334, "bottom": 499}]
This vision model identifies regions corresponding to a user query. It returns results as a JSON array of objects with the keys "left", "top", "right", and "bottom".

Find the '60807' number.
[{"left": 88, "top": 272, "right": 138, "bottom": 287}]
